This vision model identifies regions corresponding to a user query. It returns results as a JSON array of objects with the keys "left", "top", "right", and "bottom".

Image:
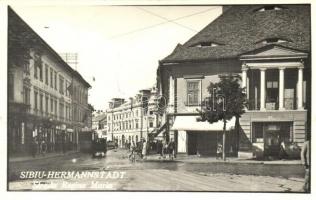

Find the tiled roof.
[{"left": 161, "top": 5, "right": 310, "bottom": 63}]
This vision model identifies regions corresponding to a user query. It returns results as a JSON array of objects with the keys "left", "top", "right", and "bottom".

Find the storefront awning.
[
  {"left": 170, "top": 116, "right": 235, "bottom": 131},
  {"left": 66, "top": 128, "right": 74, "bottom": 133}
]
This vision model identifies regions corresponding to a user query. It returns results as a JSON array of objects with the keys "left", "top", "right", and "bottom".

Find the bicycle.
[{"left": 128, "top": 147, "right": 142, "bottom": 162}]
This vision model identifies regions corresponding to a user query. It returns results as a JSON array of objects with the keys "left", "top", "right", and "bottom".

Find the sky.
[{"left": 12, "top": 5, "right": 222, "bottom": 110}]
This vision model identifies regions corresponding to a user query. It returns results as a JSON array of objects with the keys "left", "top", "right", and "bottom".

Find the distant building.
[
  {"left": 8, "top": 7, "right": 91, "bottom": 156},
  {"left": 157, "top": 5, "right": 310, "bottom": 158},
  {"left": 106, "top": 87, "right": 161, "bottom": 147},
  {"left": 92, "top": 112, "right": 107, "bottom": 139}
]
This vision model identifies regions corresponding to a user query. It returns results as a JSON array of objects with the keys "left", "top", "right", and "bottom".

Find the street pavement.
[{"left": 8, "top": 149, "right": 306, "bottom": 192}]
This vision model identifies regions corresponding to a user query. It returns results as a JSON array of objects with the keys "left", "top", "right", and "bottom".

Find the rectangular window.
[
  {"left": 59, "top": 75, "right": 64, "bottom": 95},
  {"left": 23, "top": 87, "right": 30, "bottom": 105},
  {"left": 54, "top": 72, "right": 57, "bottom": 90},
  {"left": 187, "top": 81, "right": 200, "bottom": 106},
  {"left": 34, "top": 63, "right": 38, "bottom": 79},
  {"left": 50, "top": 68, "right": 54, "bottom": 88},
  {"left": 45, "top": 96, "right": 49, "bottom": 114},
  {"left": 54, "top": 100, "right": 57, "bottom": 118},
  {"left": 8, "top": 73, "right": 14, "bottom": 100},
  {"left": 51, "top": 98, "right": 54, "bottom": 114},
  {"left": 149, "top": 121, "right": 154, "bottom": 128},
  {"left": 59, "top": 103, "right": 64, "bottom": 120},
  {"left": 39, "top": 64, "right": 43, "bottom": 82},
  {"left": 34, "top": 91, "right": 38, "bottom": 111},
  {"left": 66, "top": 105, "right": 68, "bottom": 120},
  {"left": 45, "top": 64, "right": 49, "bottom": 85},
  {"left": 39, "top": 94, "right": 43, "bottom": 113},
  {"left": 252, "top": 123, "right": 264, "bottom": 143}
]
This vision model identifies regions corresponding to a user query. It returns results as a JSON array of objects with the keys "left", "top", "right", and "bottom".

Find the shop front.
[
  {"left": 171, "top": 115, "right": 236, "bottom": 156},
  {"left": 252, "top": 122, "right": 293, "bottom": 159}
]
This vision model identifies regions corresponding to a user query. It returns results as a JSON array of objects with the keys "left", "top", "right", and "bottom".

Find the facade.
[
  {"left": 157, "top": 5, "right": 310, "bottom": 158},
  {"left": 8, "top": 7, "right": 91, "bottom": 156},
  {"left": 106, "top": 87, "right": 160, "bottom": 147},
  {"left": 92, "top": 112, "right": 107, "bottom": 139}
]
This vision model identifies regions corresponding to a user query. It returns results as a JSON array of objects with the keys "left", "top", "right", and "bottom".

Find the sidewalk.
[
  {"left": 9, "top": 150, "right": 79, "bottom": 163},
  {"left": 144, "top": 154, "right": 302, "bottom": 165}
]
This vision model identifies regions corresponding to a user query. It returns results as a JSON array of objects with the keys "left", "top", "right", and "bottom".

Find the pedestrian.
[
  {"left": 301, "top": 140, "right": 310, "bottom": 193},
  {"left": 279, "top": 140, "right": 287, "bottom": 159},
  {"left": 157, "top": 140, "right": 163, "bottom": 156},
  {"left": 216, "top": 143, "right": 223, "bottom": 159},
  {"left": 162, "top": 140, "right": 168, "bottom": 159},
  {"left": 31, "top": 137, "right": 38, "bottom": 158},
  {"left": 168, "top": 138, "right": 176, "bottom": 160},
  {"left": 142, "top": 139, "right": 147, "bottom": 159},
  {"left": 41, "top": 140, "right": 47, "bottom": 156}
]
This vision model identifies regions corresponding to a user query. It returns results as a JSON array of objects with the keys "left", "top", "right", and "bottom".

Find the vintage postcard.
[{"left": 6, "top": 1, "right": 311, "bottom": 193}]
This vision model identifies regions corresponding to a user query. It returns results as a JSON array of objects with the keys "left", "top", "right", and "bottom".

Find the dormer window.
[
  {"left": 191, "top": 42, "right": 221, "bottom": 48},
  {"left": 258, "top": 38, "right": 290, "bottom": 44},
  {"left": 256, "top": 5, "right": 285, "bottom": 12}
]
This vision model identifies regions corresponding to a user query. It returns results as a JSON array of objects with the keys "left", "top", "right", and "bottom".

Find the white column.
[
  {"left": 242, "top": 68, "right": 248, "bottom": 110},
  {"left": 260, "top": 68, "right": 266, "bottom": 111},
  {"left": 297, "top": 67, "right": 304, "bottom": 110},
  {"left": 168, "top": 76, "right": 174, "bottom": 110},
  {"left": 279, "top": 67, "right": 285, "bottom": 110},
  {"left": 242, "top": 68, "right": 248, "bottom": 92}
]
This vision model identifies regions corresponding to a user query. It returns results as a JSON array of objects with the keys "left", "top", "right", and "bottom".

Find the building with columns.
[
  {"left": 157, "top": 5, "right": 310, "bottom": 158},
  {"left": 8, "top": 7, "right": 91, "bottom": 157}
]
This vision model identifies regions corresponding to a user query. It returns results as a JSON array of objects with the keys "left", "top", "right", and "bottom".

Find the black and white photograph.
[{"left": 2, "top": 0, "right": 312, "bottom": 194}]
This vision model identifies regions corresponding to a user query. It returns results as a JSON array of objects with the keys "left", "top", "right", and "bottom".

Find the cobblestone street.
[{"left": 9, "top": 149, "right": 305, "bottom": 192}]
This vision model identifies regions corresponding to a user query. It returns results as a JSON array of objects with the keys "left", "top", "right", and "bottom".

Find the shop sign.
[{"left": 267, "top": 124, "right": 280, "bottom": 131}]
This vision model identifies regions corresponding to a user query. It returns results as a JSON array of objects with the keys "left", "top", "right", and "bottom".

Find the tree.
[
  {"left": 88, "top": 103, "right": 96, "bottom": 112},
  {"left": 198, "top": 74, "right": 248, "bottom": 160}
]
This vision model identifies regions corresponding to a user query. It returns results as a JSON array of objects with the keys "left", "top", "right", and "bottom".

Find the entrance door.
[
  {"left": 187, "top": 132, "right": 197, "bottom": 155},
  {"left": 264, "top": 130, "right": 280, "bottom": 158}
]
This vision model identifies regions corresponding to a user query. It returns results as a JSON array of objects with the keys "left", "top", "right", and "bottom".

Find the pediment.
[{"left": 240, "top": 45, "right": 308, "bottom": 60}]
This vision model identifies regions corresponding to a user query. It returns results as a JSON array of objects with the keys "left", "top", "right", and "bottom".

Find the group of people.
[
  {"left": 31, "top": 136, "right": 48, "bottom": 157},
  {"left": 128, "top": 139, "right": 148, "bottom": 161},
  {"left": 127, "top": 138, "right": 176, "bottom": 161},
  {"left": 156, "top": 138, "right": 176, "bottom": 160}
]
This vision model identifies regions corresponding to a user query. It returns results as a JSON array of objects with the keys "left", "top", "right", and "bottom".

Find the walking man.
[
  {"left": 301, "top": 140, "right": 310, "bottom": 193},
  {"left": 142, "top": 139, "right": 147, "bottom": 159}
]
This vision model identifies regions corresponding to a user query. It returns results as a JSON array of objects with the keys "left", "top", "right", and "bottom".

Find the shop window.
[{"left": 252, "top": 123, "right": 264, "bottom": 143}]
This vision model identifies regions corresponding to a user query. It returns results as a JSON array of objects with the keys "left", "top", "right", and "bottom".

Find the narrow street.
[{"left": 9, "top": 149, "right": 305, "bottom": 192}]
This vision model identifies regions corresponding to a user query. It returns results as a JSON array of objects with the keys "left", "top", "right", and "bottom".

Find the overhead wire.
[{"left": 107, "top": 6, "right": 220, "bottom": 40}]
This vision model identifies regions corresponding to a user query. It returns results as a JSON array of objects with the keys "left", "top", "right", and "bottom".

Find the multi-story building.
[
  {"left": 8, "top": 7, "right": 91, "bottom": 156},
  {"left": 92, "top": 112, "right": 107, "bottom": 139},
  {"left": 106, "top": 87, "right": 160, "bottom": 147},
  {"left": 157, "top": 5, "right": 310, "bottom": 158}
]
